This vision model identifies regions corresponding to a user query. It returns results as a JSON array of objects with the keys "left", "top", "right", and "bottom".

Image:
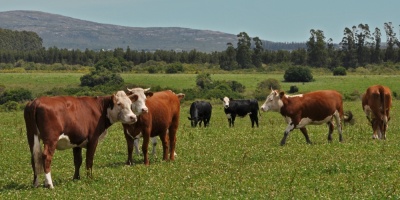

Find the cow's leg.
[
  {"left": 124, "top": 130, "right": 135, "bottom": 165},
  {"left": 231, "top": 115, "right": 236, "bottom": 127},
  {"left": 141, "top": 130, "right": 151, "bottom": 165},
  {"left": 151, "top": 136, "right": 157, "bottom": 156},
  {"left": 134, "top": 137, "right": 141, "bottom": 155},
  {"left": 42, "top": 143, "right": 56, "bottom": 189},
  {"left": 73, "top": 147, "right": 82, "bottom": 180},
  {"left": 169, "top": 122, "right": 178, "bottom": 161},
  {"left": 29, "top": 134, "right": 42, "bottom": 188},
  {"left": 372, "top": 119, "right": 379, "bottom": 139},
  {"left": 300, "top": 127, "right": 312, "bottom": 144},
  {"left": 333, "top": 113, "right": 343, "bottom": 142},
  {"left": 85, "top": 140, "right": 99, "bottom": 178},
  {"left": 280, "top": 123, "right": 295, "bottom": 146},
  {"left": 327, "top": 122, "right": 334, "bottom": 142},
  {"left": 160, "top": 132, "right": 169, "bottom": 160}
]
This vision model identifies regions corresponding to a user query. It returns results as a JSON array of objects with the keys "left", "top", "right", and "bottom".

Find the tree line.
[{"left": 0, "top": 22, "right": 400, "bottom": 71}]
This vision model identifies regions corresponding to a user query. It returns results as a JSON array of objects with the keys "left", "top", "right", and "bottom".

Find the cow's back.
[
  {"left": 292, "top": 90, "right": 343, "bottom": 119},
  {"left": 145, "top": 90, "right": 181, "bottom": 136},
  {"left": 30, "top": 96, "right": 103, "bottom": 140},
  {"left": 230, "top": 99, "right": 259, "bottom": 116}
]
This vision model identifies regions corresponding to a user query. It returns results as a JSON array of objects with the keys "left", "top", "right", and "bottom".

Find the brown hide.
[
  {"left": 24, "top": 93, "right": 136, "bottom": 189},
  {"left": 123, "top": 90, "right": 182, "bottom": 165},
  {"left": 280, "top": 90, "right": 344, "bottom": 123},
  {"left": 362, "top": 85, "right": 392, "bottom": 139},
  {"left": 276, "top": 90, "right": 344, "bottom": 145}
]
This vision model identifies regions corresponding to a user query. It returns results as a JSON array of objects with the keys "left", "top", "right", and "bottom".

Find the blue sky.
[{"left": 1, "top": 0, "right": 399, "bottom": 43}]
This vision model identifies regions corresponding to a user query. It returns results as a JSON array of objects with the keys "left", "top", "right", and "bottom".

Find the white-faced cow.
[
  {"left": 188, "top": 101, "right": 212, "bottom": 127},
  {"left": 261, "top": 90, "right": 348, "bottom": 146},
  {"left": 362, "top": 85, "right": 392, "bottom": 139},
  {"left": 122, "top": 88, "right": 184, "bottom": 165},
  {"left": 220, "top": 97, "right": 259, "bottom": 127},
  {"left": 24, "top": 91, "right": 144, "bottom": 189}
]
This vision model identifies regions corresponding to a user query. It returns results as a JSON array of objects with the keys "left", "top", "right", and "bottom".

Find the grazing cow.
[
  {"left": 261, "top": 90, "right": 348, "bottom": 145},
  {"left": 24, "top": 91, "right": 144, "bottom": 189},
  {"left": 220, "top": 97, "right": 259, "bottom": 127},
  {"left": 188, "top": 101, "right": 212, "bottom": 127},
  {"left": 122, "top": 88, "right": 185, "bottom": 165},
  {"left": 362, "top": 85, "right": 392, "bottom": 139}
]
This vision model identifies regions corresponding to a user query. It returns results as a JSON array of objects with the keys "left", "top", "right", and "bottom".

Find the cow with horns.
[
  {"left": 362, "top": 85, "right": 392, "bottom": 139},
  {"left": 122, "top": 88, "right": 184, "bottom": 165},
  {"left": 24, "top": 91, "right": 144, "bottom": 189},
  {"left": 261, "top": 89, "right": 351, "bottom": 145}
]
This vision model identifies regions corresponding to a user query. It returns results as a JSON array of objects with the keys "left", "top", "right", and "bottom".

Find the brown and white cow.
[
  {"left": 261, "top": 90, "right": 346, "bottom": 145},
  {"left": 24, "top": 91, "right": 146, "bottom": 189},
  {"left": 122, "top": 88, "right": 184, "bottom": 165},
  {"left": 362, "top": 85, "right": 392, "bottom": 139}
]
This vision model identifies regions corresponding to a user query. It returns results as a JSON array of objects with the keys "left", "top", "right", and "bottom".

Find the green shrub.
[
  {"left": 0, "top": 88, "right": 32, "bottom": 104},
  {"left": 289, "top": 85, "right": 299, "bottom": 93},
  {"left": 333, "top": 67, "right": 347, "bottom": 76},
  {"left": 283, "top": 66, "right": 313, "bottom": 82},
  {"left": 80, "top": 69, "right": 124, "bottom": 87},
  {"left": 253, "top": 79, "right": 281, "bottom": 100},
  {"left": 0, "top": 101, "right": 20, "bottom": 112}
]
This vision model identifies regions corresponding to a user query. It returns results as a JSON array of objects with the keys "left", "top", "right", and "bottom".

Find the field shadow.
[{"left": 0, "top": 181, "right": 30, "bottom": 192}]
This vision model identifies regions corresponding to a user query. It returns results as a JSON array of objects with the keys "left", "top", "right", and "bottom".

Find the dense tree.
[
  {"left": 252, "top": 37, "right": 263, "bottom": 68},
  {"left": 236, "top": 32, "right": 253, "bottom": 69},
  {"left": 383, "top": 22, "right": 398, "bottom": 62},
  {"left": 340, "top": 26, "right": 358, "bottom": 68},
  {"left": 306, "top": 29, "right": 328, "bottom": 67}
]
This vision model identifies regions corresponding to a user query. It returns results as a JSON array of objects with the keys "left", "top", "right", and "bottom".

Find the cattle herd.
[{"left": 23, "top": 84, "right": 392, "bottom": 189}]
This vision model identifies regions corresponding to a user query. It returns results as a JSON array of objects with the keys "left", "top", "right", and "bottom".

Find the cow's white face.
[
  {"left": 222, "top": 97, "right": 230, "bottom": 109},
  {"left": 261, "top": 90, "right": 283, "bottom": 112},
  {"left": 127, "top": 87, "right": 150, "bottom": 115},
  {"left": 108, "top": 91, "right": 137, "bottom": 124}
]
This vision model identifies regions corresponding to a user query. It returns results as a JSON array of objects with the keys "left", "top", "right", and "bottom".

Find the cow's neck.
[{"left": 100, "top": 96, "right": 113, "bottom": 128}]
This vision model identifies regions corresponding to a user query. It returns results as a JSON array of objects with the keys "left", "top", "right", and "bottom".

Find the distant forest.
[{"left": 1, "top": 22, "right": 400, "bottom": 71}]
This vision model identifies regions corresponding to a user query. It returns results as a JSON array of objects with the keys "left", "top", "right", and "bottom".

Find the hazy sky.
[{"left": 1, "top": 0, "right": 399, "bottom": 43}]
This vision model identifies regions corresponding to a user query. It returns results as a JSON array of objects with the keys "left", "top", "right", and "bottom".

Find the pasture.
[{"left": 1, "top": 73, "right": 400, "bottom": 199}]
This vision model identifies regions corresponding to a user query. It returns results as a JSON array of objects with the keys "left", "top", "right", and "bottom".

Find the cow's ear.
[
  {"left": 145, "top": 91, "right": 154, "bottom": 98},
  {"left": 111, "top": 94, "right": 116, "bottom": 109},
  {"left": 230, "top": 98, "right": 233, "bottom": 101},
  {"left": 130, "top": 94, "right": 139, "bottom": 102},
  {"left": 279, "top": 91, "right": 285, "bottom": 98},
  {"left": 176, "top": 93, "right": 185, "bottom": 100},
  {"left": 220, "top": 98, "right": 223, "bottom": 101}
]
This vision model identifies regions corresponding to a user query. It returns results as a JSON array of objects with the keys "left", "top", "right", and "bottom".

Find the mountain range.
[{"left": 0, "top": 10, "right": 306, "bottom": 52}]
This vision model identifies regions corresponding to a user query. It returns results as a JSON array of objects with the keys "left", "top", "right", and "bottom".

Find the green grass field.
[{"left": 1, "top": 73, "right": 400, "bottom": 199}]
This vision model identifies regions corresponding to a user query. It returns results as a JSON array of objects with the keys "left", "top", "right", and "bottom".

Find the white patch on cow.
[
  {"left": 44, "top": 172, "right": 54, "bottom": 189},
  {"left": 363, "top": 105, "right": 371, "bottom": 116},
  {"left": 226, "top": 113, "right": 232, "bottom": 119},
  {"left": 287, "top": 94, "right": 303, "bottom": 98},
  {"left": 261, "top": 90, "right": 283, "bottom": 112},
  {"left": 56, "top": 134, "right": 88, "bottom": 150},
  {"left": 127, "top": 87, "right": 150, "bottom": 115},
  {"left": 222, "top": 97, "right": 230, "bottom": 108},
  {"left": 107, "top": 91, "right": 137, "bottom": 125},
  {"left": 284, "top": 122, "right": 295, "bottom": 134}
]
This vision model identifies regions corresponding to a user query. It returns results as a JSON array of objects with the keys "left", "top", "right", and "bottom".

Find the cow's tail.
[
  {"left": 24, "top": 101, "right": 44, "bottom": 176},
  {"left": 379, "top": 87, "right": 388, "bottom": 125},
  {"left": 343, "top": 110, "right": 354, "bottom": 124}
]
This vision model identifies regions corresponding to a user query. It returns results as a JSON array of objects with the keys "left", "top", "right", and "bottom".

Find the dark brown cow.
[
  {"left": 24, "top": 91, "right": 144, "bottom": 189},
  {"left": 122, "top": 88, "right": 184, "bottom": 165},
  {"left": 362, "top": 85, "right": 392, "bottom": 139},
  {"left": 261, "top": 90, "right": 348, "bottom": 145}
]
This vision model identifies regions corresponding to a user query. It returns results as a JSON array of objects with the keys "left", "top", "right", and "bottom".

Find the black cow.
[
  {"left": 188, "top": 101, "right": 212, "bottom": 127},
  {"left": 220, "top": 97, "right": 259, "bottom": 127}
]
